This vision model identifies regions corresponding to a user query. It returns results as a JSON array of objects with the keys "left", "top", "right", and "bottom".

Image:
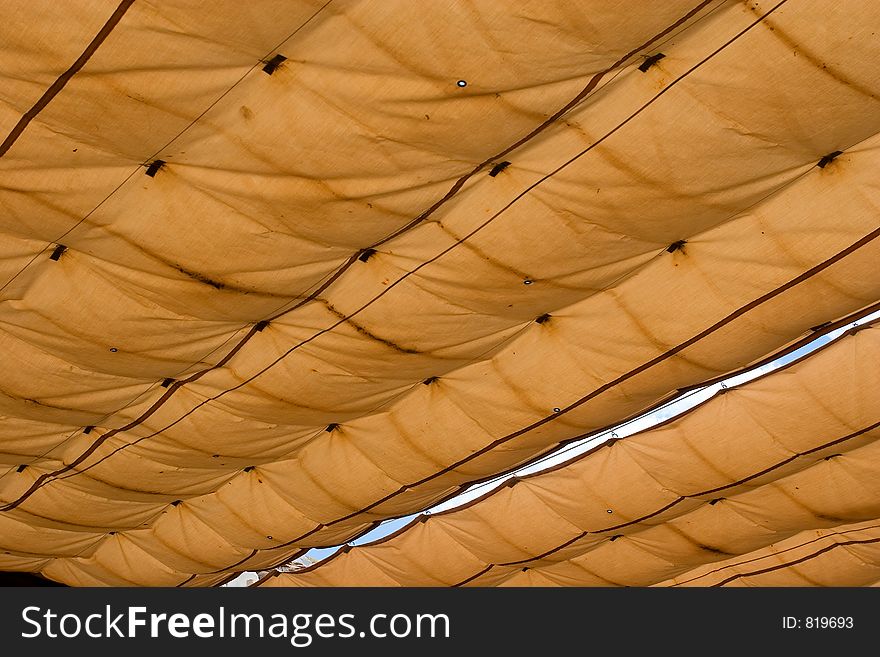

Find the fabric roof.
[
  {"left": 1, "top": 0, "right": 879, "bottom": 586},
  {"left": 660, "top": 520, "right": 880, "bottom": 587},
  {"left": 261, "top": 321, "right": 880, "bottom": 586}
]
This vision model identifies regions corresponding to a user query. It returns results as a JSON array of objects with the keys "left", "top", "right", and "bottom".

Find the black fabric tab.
[
  {"left": 638, "top": 53, "right": 665, "bottom": 72},
  {"left": 489, "top": 161, "right": 511, "bottom": 177},
  {"left": 817, "top": 150, "right": 843, "bottom": 168},
  {"left": 262, "top": 54, "right": 287, "bottom": 75},
  {"left": 145, "top": 159, "right": 165, "bottom": 177}
]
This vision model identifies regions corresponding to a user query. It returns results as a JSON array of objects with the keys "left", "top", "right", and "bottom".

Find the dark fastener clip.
[
  {"left": 145, "top": 159, "right": 165, "bottom": 177},
  {"left": 817, "top": 151, "right": 843, "bottom": 168},
  {"left": 638, "top": 53, "right": 665, "bottom": 72},
  {"left": 489, "top": 161, "right": 511, "bottom": 177},
  {"left": 262, "top": 54, "right": 287, "bottom": 75}
]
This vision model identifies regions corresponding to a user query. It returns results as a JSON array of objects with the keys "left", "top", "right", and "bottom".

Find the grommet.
[
  {"left": 266, "top": 535, "right": 273, "bottom": 540},
  {"left": 606, "top": 509, "right": 613, "bottom": 514},
  {"left": 109, "top": 347, "right": 118, "bottom": 352},
  {"left": 523, "top": 279, "right": 533, "bottom": 285},
  {"left": 553, "top": 407, "right": 561, "bottom": 413},
  {"left": 456, "top": 79, "right": 467, "bottom": 87}
]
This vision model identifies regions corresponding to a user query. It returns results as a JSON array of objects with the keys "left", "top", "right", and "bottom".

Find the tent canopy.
[{"left": 1, "top": 0, "right": 879, "bottom": 586}]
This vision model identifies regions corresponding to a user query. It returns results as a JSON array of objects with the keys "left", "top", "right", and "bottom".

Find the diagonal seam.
[{"left": 0, "top": 0, "right": 135, "bottom": 158}]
